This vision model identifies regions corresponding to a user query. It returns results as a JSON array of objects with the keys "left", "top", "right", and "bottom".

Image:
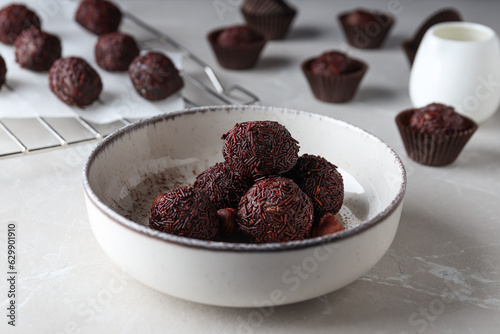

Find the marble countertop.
[{"left": 1, "top": 0, "right": 499, "bottom": 333}]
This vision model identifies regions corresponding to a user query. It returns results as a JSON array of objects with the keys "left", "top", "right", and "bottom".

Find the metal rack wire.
[{"left": 0, "top": 11, "right": 259, "bottom": 159}]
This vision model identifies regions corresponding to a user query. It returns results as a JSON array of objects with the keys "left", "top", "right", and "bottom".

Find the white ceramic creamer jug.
[{"left": 410, "top": 22, "right": 500, "bottom": 123}]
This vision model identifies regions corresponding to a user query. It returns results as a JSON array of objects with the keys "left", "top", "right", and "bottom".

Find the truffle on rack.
[
  {"left": 49, "top": 57, "right": 103, "bottom": 107},
  {"left": 14, "top": 27, "right": 62, "bottom": 72}
]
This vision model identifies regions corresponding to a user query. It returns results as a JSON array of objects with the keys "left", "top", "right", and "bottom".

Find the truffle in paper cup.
[
  {"left": 395, "top": 109, "right": 477, "bottom": 166},
  {"left": 338, "top": 9, "right": 394, "bottom": 49},
  {"left": 301, "top": 57, "right": 368, "bottom": 103},
  {"left": 241, "top": 7, "right": 296, "bottom": 40},
  {"left": 207, "top": 28, "right": 266, "bottom": 70}
]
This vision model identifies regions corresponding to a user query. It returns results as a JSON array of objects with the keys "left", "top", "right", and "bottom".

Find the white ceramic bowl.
[{"left": 83, "top": 105, "right": 406, "bottom": 307}]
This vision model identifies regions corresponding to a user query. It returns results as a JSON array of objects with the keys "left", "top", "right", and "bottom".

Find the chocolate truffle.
[
  {"left": 222, "top": 121, "right": 299, "bottom": 180},
  {"left": 338, "top": 9, "right": 394, "bottom": 49},
  {"left": 207, "top": 25, "right": 266, "bottom": 70},
  {"left": 241, "top": 0, "right": 297, "bottom": 40},
  {"left": 286, "top": 154, "right": 344, "bottom": 222},
  {"left": 129, "top": 51, "right": 184, "bottom": 101},
  {"left": 0, "top": 4, "right": 41, "bottom": 45},
  {"left": 217, "top": 25, "right": 263, "bottom": 47},
  {"left": 309, "top": 51, "right": 356, "bottom": 75},
  {"left": 194, "top": 162, "right": 250, "bottom": 210},
  {"left": 49, "top": 57, "right": 102, "bottom": 107},
  {"left": 238, "top": 177, "right": 314, "bottom": 243},
  {"left": 302, "top": 50, "right": 368, "bottom": 103},
  {"left": 75, "top": 0, "right": 121, "bottom": 35},
  {"left": 95, "top": 31, "right": 140, "bottom": 71},
  {"left": 14, "top": 27, "right": 61, "bottom": 72},
  {"left": 0, "top": 55, "right": 6, "bottom": 89},
  {"left": 149, "top": 186, "right": 219, "bottom": 241},
  {"left": 409, "top": 103, "right": 464, "bottom": 135},
  {"left": 395, "top": 103, "right": 477, "bottom": 166}
]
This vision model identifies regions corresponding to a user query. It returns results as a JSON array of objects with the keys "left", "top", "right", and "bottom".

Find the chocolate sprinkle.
[
  {"left": 222, "top": 121, "right": 299, "bottom": 180},
  {"left": 194, "top": 162, "right": 251, "bottom": 210},
  {"left": 149, "top": 186, "right": 219, "bottom": 241},
  {"left": 238, "top": 176, "right": 314, "bottom": 243},
  {"left": 286, "top": 154, "right": 344, "bottom": 222}
]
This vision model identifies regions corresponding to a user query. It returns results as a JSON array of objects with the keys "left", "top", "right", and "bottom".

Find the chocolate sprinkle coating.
[
  {"left": 409, "top": 103, "right": 464, "bottom": 135},
  {"left": 49, "top": 57, "right": 103, "bottom": 107},
  {"left": 75, "top": 0, "right": 122, "bottom": 35},
  {"left": 0, "top": 54, "right": 6, "bottom": 88},
  {"left": 14, "top": 27, "right": 61, "bottom": 72},
  {"left": 95, "top": 32, "right": 140, "bottom": 71},
  {"left": 238, "top": 177, "right": 314, "bottom": 243},
  {"left": 194, "top": 162, "right": 251, "bottom": 210},
  {"left": 149, "top": 186, "right": 219, "bottom": 241},
  {"left": 0, "top": 4, "right": 41, "bottom": 45},
  {"left": 286, "top": 154, "right": 344, "bottom": 222},
  {"left": 129, "top": 51, "right": 184, "bottom": 101},
  {"left": 222, "top": 121, "right": 299, "bottom": 180}
]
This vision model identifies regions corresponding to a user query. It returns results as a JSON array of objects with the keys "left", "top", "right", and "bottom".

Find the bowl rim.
[{"left": 83, "top": 105, "right": 407, "bottom": 252}]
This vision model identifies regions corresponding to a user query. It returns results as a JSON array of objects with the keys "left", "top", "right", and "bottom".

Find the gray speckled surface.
[{"left": 1, "top": 0, "right": 499, "bottom": 333}]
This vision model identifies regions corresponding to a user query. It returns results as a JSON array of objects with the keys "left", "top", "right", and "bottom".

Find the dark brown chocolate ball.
[
  {"left": 344, "top": 9, "right": 377, "bottom": 27},
  {"left": 0, "top": 55, "right": 6, "bottom": 89},
  {"left": 217, "top": 25, "right": 263, "bottom": 47},
  {"left": 286, "top": 154, "right": 344, "bottom": 222},
  {"left": 14, "top": 27, "right": 61, "bottom": 72},
  {"left": 310, "top": 51, "right": 355, "bottom": 75},
  {"left": 0, "top": 4, "right": 41, "bottom": 45},
  {"left": 95, "top": 31, "right": 139, "bottom": 71},
  {"left": 75, "top": 0, "right": 121, "bottom": 35},
  {"left": 410, "top": 103, "right": 464, "bottom": 135},
  {"left": 194, "top": 162, "right": 250, "bottom": 210},
  {"left": 129, "top": 51, "right": 184, "bottom": 101},
  {"left": 222, "top": 121, "right": 299, "bottom": 180},
  {"left": 49, "top": 57, "right": 102, "bottom": 107},
  {"left": 149, "top": 186, "right": 219, "bottom": 241},
  {"left": 238, "top": 177, "right": 313, "bottom": 243}
]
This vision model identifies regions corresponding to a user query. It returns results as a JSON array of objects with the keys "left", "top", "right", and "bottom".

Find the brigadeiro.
[
  {"left": 238, "top": 177, "right": 314, "bottom": 243},
  {"left": 402, "top": 9, "right": 462, "bottom": 66},
  {"left": 338, "top": 9, "right": 394, "bottom": 49},
  {"left": 49, "top": 57, "right": 103, "bottom": 107},
  {"left": 207, "top": 25, "right": 266, "bottom": 70},
  {"left": 194, "top": 162, "right": 250, "bottom": 210},
  {"left": 0, "top": 54, "right": 6, "bottom": 89},
  {"left": 286, "top": 154, "right": 344, "bottom": 223},
  {"left": 149, "top": 186, "right": 219, "bottom": 241},
  {"left": 0, "top": 4, "right": 41, "bottom": 45},
  {"left": 302, "top": 50, "right": 368, "bottom": 103},
  {"left": 95, "top": 32, "right": 140, "bottom": 71},
  {"left": 396, "top": 103, "right": 478, "bottom": 166},
  {"left": 14, "top": 27, "right": 61, "bottom": 72},
  {"left": 129, "top": 51, "right": 184, "bottom": 101},
  {"left": 241, "top": 0, "right": 297, "bottom": 40},
  {"left": 222, "top": 121, "right": 299, "bottom": 180},
  {"left": 75, "top": 0, "right": 122, "bottom": 35}
]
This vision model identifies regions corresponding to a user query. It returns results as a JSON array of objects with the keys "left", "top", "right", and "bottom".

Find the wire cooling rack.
[{"left": 0, "top": 11, "right": 259, "bottom": 159}]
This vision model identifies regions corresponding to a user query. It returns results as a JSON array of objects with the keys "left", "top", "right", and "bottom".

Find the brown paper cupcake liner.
[
  {"left": 301, "top": 58, "right": 368, "bottom": 103},
  {"left": 241, "top": 8, "right": 297, "bottom": 40},
  {"left": 338, "top": 12, "right": 395, "bottom": 49},
  {"left": 395, "top": 109, "right": 477, "bottom": 166},
  {"left": 402, "top": 8, "right": 462, "bottom": 66},
  {"left": 207, "top": 29, "right": 266, "bottom": 70}
]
